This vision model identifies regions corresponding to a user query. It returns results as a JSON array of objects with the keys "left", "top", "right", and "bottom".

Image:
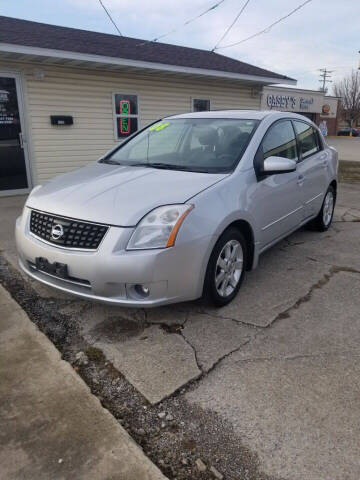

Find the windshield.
[{"left": 102, "top": 118, "right": 259, "bottom": 173}]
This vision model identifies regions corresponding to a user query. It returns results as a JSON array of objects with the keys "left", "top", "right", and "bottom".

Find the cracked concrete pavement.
[{"left": 1, "top": 183, "right": 360, "bottom": 479}]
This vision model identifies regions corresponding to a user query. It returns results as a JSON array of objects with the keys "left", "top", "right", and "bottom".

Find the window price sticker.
[{"left": 149, "top": 122, "right": 170, "bottom": 132}]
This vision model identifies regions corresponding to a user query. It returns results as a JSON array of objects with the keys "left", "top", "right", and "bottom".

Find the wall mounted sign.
[
  {"left": 267, "top": 94, "right": 296, "bottom": 109},
  {"left": 262, "top": 88, "right": 339, "bottom": 119},
  {"left": 299, "top": 97, "right": 314, "bottom": 110},
  {"left": 50, "top": 115, "right": 74, "bottom": 126},
  {"left": 0, "top": 90, "right": 9, "bottom": 102},
  {"left": 114, "top": 94, "right": 138, "bottom": 139},
  {"left": 119, "top": 100, "right": 131, "bottom": 135},
  {"left": 0, "top": 89, "right": 15, "bottom": 125},
  {"left": 266, "top": 94, "right": 315, "bottom": 111}
]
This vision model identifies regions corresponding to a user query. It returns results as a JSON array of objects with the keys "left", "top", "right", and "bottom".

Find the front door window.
[{"left": 0, "top": 76, "right": 29, "bottom": 191}]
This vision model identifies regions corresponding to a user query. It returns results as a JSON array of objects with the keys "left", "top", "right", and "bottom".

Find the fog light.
[{"left": 134, "top": 284, "right": 150, "bottom": 297}]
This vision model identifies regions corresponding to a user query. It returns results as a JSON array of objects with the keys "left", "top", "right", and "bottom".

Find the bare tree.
[{"left": 334, "top": 70, "right": 360, "bottom": 128}]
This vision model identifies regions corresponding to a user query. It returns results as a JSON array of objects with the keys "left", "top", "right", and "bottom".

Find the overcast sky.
[{"left": 1, "top": 0, "right": 359, "bottom": 91}]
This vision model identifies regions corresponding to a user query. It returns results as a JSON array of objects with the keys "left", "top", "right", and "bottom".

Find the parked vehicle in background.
[
  {"left": 337, "top": 127, "right": 359, "bottom": 137},
  {"left": 16, "top": 111, "right": 338, "bottom": 308}
]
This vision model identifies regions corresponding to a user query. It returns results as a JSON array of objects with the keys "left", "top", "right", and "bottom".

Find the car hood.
[{"left": 26, "top": 163, "right": 227, "bottom": 226}]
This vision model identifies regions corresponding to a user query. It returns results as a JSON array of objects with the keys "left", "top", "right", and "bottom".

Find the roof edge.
[{"left": 0, "top": 43, "right": 297, "bottom": 86}]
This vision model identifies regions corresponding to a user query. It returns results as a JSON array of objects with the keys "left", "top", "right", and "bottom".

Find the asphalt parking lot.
[{"left": 1, "top": 182, "right": 360, "bottom": 480}]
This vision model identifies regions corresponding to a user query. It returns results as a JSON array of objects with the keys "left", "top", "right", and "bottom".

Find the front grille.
[{"left": 30, "top": 210, "right": 108, "bottom": 250}]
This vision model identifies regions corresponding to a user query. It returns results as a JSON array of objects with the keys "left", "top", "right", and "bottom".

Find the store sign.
[
  {"left": 0, "top": 89, "right": 14, "bottom": 125},
  {"left": 266, "top": 94, "right": 315, "bottom": 111},
  {"left": 299, "top": 97, "right": 314, "bottom": 110},
  {"left": 0, "top": 90, "right": 9, "bottom": 102},
  {"left": 119, "top": 99, "right": 131, "bottom": 135},
  {"left": 267, "top": 94, "right": 295, "bottom": 109}
]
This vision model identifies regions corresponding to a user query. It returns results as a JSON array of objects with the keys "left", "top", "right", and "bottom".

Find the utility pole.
[{"left": 319, "top": 68, "right": 334, "bottom": 93}]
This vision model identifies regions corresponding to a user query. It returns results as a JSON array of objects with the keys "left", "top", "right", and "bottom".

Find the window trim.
[
  {"left": 191, "top": 97, "right": 211, "bottom": 112},
  {"left": 112, "top": 92, "right": 141, "bottom": 141},
  {"left": 291, "top": 119, "right": 323, "bottom": 163}
]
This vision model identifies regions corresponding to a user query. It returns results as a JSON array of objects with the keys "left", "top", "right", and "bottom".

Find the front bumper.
[{"left": 16, "top": 208, "right": 211, "bottom": 307}]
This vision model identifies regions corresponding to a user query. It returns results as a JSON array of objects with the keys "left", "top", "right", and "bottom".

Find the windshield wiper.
[
  {"left": 147, "top": 163, "right": 193, "bottom": 171},
  {"left": 101, "top": 160, "right": 211, "bottom": 173},
  {"left": 100, "top": 158, "right": 121, "bottom": 165},
  {"left": 100, "top": 160, "right": 150, "bottom": 167}
]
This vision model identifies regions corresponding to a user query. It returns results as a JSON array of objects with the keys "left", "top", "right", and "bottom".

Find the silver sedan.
[{"left": 16, "top": 110, "right": 338, "bottom": 307}]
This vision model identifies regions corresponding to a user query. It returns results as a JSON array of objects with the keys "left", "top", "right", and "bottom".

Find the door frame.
[{"left": 0, "top": 71, "right": 32, "bottom": 196}]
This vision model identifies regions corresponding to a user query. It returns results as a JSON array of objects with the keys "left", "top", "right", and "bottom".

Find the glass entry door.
[{"left": 0, "top": 75, "right": 30, "bottom": 193}]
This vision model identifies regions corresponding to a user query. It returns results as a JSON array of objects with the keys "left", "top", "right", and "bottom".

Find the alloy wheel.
[
  {"left": 215, "top": 239, "right": 243, "bottom": 298},
  {"left": 323, "top": 190, "right": 334, "bottom": 226}
]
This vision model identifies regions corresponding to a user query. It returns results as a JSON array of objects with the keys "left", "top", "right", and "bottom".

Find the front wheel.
[
  {"left": 312, "top": 185, "right": 336, "bottom": 231},
  {"left": 203, "top": 228, "right": 247, "bottom": 307}
]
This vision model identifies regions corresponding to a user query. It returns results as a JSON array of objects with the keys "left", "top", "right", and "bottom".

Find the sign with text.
[
  {"left": 261, "top": 88, "right": 338, "bottom": 118},
  {"left": 266, "top": 93, "right": 314, "bottom": 111},
  {"left": 114, "top": 94, "right": 138, "bottom": 139}
]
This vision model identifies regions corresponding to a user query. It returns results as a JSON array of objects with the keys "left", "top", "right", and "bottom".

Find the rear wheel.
[
  {"left": 204, "top": 227, "right": 247, "bottom": 307},
  {"left": 312, "top": 185, "right": 335, "bottom": 231}
]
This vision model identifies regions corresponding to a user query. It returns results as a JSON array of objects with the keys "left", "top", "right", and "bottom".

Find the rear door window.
[{"left": 293, "top": 121, "right": 320, "bottom": 159}]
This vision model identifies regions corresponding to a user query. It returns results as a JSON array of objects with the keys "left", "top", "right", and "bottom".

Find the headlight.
[{"left": 127, "top": 204, "right": 194, "bottom": 250}]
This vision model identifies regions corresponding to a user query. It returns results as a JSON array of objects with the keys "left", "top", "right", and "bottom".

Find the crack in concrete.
[
  {"left": 233, "top": 350, "right": 360, "bottom": 365},
  {"left": 194, "top": 309, "right": 261, "bottom": 329},
  {"left": 199, "top": 337, "right": 254, "bottom": 376},
  {"left": 267, "top": 265, "right": 360, "bottom": 329},
  {"left": 179, "top": 331, "right": 203, "bottom": 375},
  {"left": 163, "top": 336, "right": 256, "bottom": 401},
  {"left": 141, "top": 310, "right": 204, "bottom": 378},
  {"left": 175, "top": 265, "right": 360, "bottom": 386},
  {"left": 334, "top": 218, "right": 360, "bottom": 223},
  {"left": 341, "top": 208, "right": 350, "bottom": 222}
]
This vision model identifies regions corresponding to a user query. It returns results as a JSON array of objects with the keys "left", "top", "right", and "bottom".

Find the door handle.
[
  {"left": 19, "top": 132, "right": 24, "bottom": 149},
  {"left": 297, "top": 175, "right": 304, "bottom": 186}
]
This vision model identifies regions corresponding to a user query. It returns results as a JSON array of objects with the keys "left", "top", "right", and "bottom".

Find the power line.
[
  {"left": 319, "top": 68, "right": 334, "bottom": 93},
  {"left": 211, "top": 0, "right": 251, "bottom": 52},
  {"left": 137, "top": 0, "right": 227, "bottom": 46},
  {"left": 98, "top": 0, "right": 123, "bottom": 36},
  {"left": 214, "top": 0, "right": 313, "bottom": 50}
]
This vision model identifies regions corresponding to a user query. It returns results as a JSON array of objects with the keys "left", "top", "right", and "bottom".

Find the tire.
[
  {"left": 203, "top": 227, "right": 247, "bottom": 307},
  {"left": 312, "top": 185, "right": 336, "bottom": 231}
]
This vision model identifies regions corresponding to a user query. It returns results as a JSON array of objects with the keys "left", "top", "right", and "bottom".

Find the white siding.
[{"left": 0, "top": 61, "right": 261, "bottom": 183}]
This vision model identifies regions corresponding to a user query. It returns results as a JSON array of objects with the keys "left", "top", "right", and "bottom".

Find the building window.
[
  {"left": 193, "top": 98, "right": 211, "bottom": 112},
  {"left": 114, "top": 93, "right": 139, "bottom": 139}
]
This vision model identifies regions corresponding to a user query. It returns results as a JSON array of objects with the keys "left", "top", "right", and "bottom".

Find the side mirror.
[{"left": 262, "top": 156, "right": 296, "bottom": 175}]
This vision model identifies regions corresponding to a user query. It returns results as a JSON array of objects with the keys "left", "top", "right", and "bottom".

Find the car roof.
[{"left": 166, "top": 110, "right": 312, "bottom": 121}]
